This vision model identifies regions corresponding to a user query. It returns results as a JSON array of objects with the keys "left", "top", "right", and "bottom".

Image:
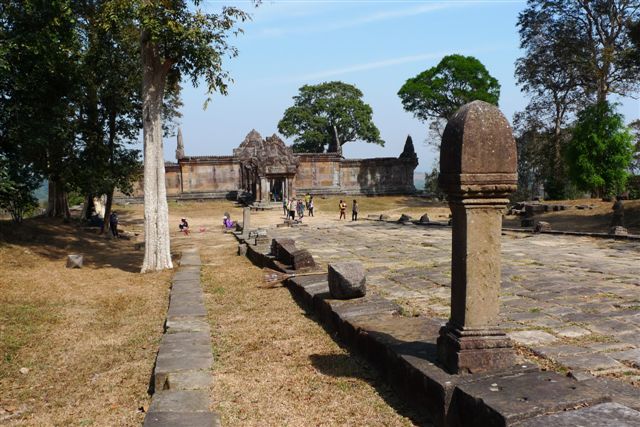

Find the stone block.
[
  {"left": 270, "top": 238, "right": 297, "bottom": 265},
  {"left": 144, "top": 412, "right": 220, "bottom": 427},
  {"left": 610, "top": 348, "right": 640, "bottom": 369},
  {"left": 147, "top": 390, "right": 210, "bottom": 413},
  {"left": 517, "top": 402, "right": 640, "bottom": 427},
  {"left": 328, "top": 262, "right": 366, "bottom": 299},
  {"left": 521, "top": 218, "right": 534, "bottom": 227},
  {"left": 534, "top": 221, "right": 551, "bottom": 232},
  {"left": 449, "top": 370, "right": 608, "bottom": 426},
  {"left": 379, "top": 214, "right": 390, "bottom": 221},
  {"left": 166, "top": 371, "right": 213, "bottom": 391},
  {"left": 66, "top": 254, "right": 83, "bottom": 269},
  {"left": 609, "top": 226, "right": 628, "bottom": 236},
  {"left": 237, "top": 243, "right": 247, "bottom": 256},
  {"left": 398, "top": 214, "right": 412, "bottom": 222},
  {"left": 419, "top": 213, "right": 430, "bottom": 223},
  {"left": 291, "top": 249, "right": 316, "bottom": 270},
  {"left": 507, "top": 330, "right": 557, "bottom": 346}
]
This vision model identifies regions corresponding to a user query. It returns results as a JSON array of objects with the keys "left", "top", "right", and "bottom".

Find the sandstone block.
[
  {"left": 328, "top": 262, "right": 366, "bottom": 299},
  {"left": 419, "top": 213, "right": 430, "bottom": 223},
  {"left": 66, "top": 254, "right": 83, "bottom": 269},
  {"left": 534, "top": 221, "right": 551, "bottom": 232}
]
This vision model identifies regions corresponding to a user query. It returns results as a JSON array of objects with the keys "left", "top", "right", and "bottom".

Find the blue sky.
[{"left": 171, "top": 0, "right": 640, "bottom": 172}]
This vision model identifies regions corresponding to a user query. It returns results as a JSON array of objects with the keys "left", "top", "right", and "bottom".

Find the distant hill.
[
  {"left": 413, "top": 171, "right": 425, "bottom": 191},
  {"left": 34, "top": 181, "right": 48, "bottom": 202}
]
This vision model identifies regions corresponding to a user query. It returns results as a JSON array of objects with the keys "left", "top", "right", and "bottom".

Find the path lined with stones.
[
  {"left": 271, "top": 221, "right": 640, "bottom": 384},
  {"left": 144, "top": 249, "right": 219, "bottom": 427}
]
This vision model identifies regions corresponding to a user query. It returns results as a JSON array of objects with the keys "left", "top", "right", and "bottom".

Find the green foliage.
[
  {"left": 398, "top": 54, "right": 500, "bottom": 142},
  {"left": 278, "top": 81, "right": 384, "bottom": 153},
  {"left": 423, "top": 166, "right": 445, "bottom": 200},
  {"left": 566, "top": 102, "right": 634, "bottom": 197},
  {"left": 0, "top": 156, "right": 40, "bottom": 223}
]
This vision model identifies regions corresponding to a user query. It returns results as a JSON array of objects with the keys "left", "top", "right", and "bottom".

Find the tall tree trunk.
[
  {"left": 47, "top": 178, "right": 70, "bottom": 219},
  {"left": 103, "top": 189, "right": 114, "bottom": 236},
  {"left": 140, "top": 32, "right": 172, "bottom": 272}
]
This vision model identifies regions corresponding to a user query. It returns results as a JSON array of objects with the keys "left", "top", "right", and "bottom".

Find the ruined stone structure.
[{"left": 120, "top": 129, "right": 418, "bottom": 202}]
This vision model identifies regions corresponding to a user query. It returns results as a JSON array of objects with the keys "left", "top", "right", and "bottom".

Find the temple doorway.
[{"left": 270, "top": 177, "right": 285, "bottom": 201}]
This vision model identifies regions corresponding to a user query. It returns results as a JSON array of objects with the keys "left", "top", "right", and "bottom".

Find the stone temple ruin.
[{"left": 120, "top": 128, "right": 418, "bottom": 202}]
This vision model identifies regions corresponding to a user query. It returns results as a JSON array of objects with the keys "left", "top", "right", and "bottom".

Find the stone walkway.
[{"left": 270, "top": 220, "right": 640, "bottom": 384}]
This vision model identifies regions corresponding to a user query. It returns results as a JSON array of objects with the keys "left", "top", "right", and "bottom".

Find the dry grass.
[
  {"left": 199, "top": 228, "right": 428, "bottom": 426},
  {"left": 0, "top": 218, "right": 170, "bottom": 426}
]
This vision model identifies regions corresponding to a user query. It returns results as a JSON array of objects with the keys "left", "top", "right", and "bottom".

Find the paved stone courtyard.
[{"left": 270, "top": 220, "right": 640, "bottom": 384}]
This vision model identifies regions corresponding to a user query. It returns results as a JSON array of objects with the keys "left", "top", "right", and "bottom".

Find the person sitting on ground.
[
  {"left": 352, "top": 199, "right": 359, "bottom": 221},
  {"left": 109, "top": 211, "right": 119, "bottom": 238},
  {"left": 339, "top": 199, "right": 346, "bottom": 220},
  {"left": 179, "top": 218, "right": 190, "bottom": 235},
  {"left": 223, "top": 215, "right": 235, "bottom": 229}
]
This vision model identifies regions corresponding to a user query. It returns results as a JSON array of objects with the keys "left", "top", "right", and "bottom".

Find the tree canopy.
[
  {"left": 278, "top": 81, "right": 384, "bottom": 153},
  {"left": 565, "top": 102, "right": 634, "bottom": 197},
  {"left": 397, "top": 54, "right": 500, "bottom": 142}
]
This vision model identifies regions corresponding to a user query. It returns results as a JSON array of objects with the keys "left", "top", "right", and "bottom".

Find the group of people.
[
  {"left": 339, "top": 199, "right": 359, "bottom": 221},
  {"left": 284, "top": 193, "right": 314, "bottom": 221}
]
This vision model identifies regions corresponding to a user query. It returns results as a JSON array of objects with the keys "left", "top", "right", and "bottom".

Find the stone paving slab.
[
  {"left": 145, "top": 249, "right": 218, "bottom": 427},
  {"left": 450, "top": 370, "right": 609, "bottom": 426},
  {"left": 270, "top": 221, "right": 640, "bottom": 384},
  {"left": 147, "top": 390, "right": 210, "bottom": 412},
  {"left": 516, "top": 402, "right": 640, "bottom": 427},
  {"left": 143, "top": 412, "right": 220, "bottom": 427}
]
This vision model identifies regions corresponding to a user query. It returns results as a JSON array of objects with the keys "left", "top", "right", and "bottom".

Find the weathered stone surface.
[
  {"left": 291, "top": 249, "right": 316, "bottom": 270},
  {"left": 436, "top": 101, "right": 518, "bottom": 375},
  {"left": 419, "top": 213, "right": 430, "bottom": 223},
  {"left": 398, "top": 214, "right": 412, "bottom": 222},
  {"left": 610, "top": 348, "right": 640, "bottom": 369},
  {"left": 144, "top": 412, "right": 220, "bottom": 427},
  {"left": 449, "top": 370, "right": 608, "bottom": 426},
  {"left": 237, "top": 243, "right": 247, "bottom": 256},
  {"left": 328, "top": 262, "right": 366, "bottom": 299},
  {"left": 517, "top": 402, "right": 640, "bottom": 427},
  {"left": 610, "top": 226, "right": 629, "bottom": 236},
  {"left": 270, "top": 238, "right": 297, "bottom": 265},
  {"left": 147, "top": 390, "right": 210, "bottom": 413},
  {"left": 166, "top": 371, "right": 213, "bottom": 391},
  {"left": 508, "top": 330, "right": 557, "bottom": 346},
  {"left": 165, "top": 319, "right": 211, "bottom": 334},
  {"left": 534, "top": 221, "right": 551, "bottom": 232},
  {"left": 379, "top": 214, "right": 390, "bottom": 220},
  {"left": 66, "top": 254, "right": 83, "bottom": 269},
  {"left": 521, "top": 218, "right": 534, "bottom": 227}
]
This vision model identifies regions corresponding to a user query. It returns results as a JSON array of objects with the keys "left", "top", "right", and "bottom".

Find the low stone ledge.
[{"left": 145, "top": 249, "right": 219, "bottom": 426}]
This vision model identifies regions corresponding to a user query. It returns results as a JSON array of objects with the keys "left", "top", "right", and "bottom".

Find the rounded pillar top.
[{"left": 439, "top": 101, "right": 517, "bottom": 198}]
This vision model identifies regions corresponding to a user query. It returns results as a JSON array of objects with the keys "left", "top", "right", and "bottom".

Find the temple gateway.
[{"left": 123, "top": 129, "right": 418, "bottom": 202}]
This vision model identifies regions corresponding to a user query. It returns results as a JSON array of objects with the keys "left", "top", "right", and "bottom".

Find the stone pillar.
[
  {"left": 242, "top": 207, "right": 250, "bottom": 238},
  {"left": 437, "top": 101, "right": 518, "bottom": 374}
]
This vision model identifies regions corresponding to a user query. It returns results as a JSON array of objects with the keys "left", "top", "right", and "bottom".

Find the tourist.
[
  {"left": 305, "top": 192, "right": 311, "bottom": 209},
  {"left": 308, "top": 196, "right": 314, "bottom": 217},
  {"left": 179, "top": 218, "right": 190, "bottom": 235},
  {"left": 288, "top": 198, "right": 296, "bottom": 220},
  {"left": 352, "top": 199, "right": 359, "bottom": 221},
  {"left": 339, "top": 199, "right": 346, "bottom": 220},
  {"left": 611, "top": 195, "right": 624, "bottom": 227},
  {"left": 109, "top": 211, "right": 119, "bottom": 238},
  {"left": 296, "top": 199, "right": 305, "bottom": 219},
  {"left": 223, "top": 215, "right": 235, "bottom": 229},
  {"left": 282, "top": 198, "right": 288, "bottom": 217}
]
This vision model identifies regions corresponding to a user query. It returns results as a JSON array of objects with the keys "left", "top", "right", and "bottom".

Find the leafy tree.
[
  {"left": 518, "top": 1, "right": 640, "bottom": 104},
  {"left": 566, "top": 102, "right": 634, "bottom": 197},
  {"left": 0, "top": 0, "right": 81, "bottom": 218},
  {"left": 278, "top": 81, "right": 384, "bottom": 153},
  {"left": 101, "top": 0, "right": 251, "bottom": 271},
  {"left": 397, "top": 54, "right": 500, "bottom": 144},
  {"left": 629, "top": 120, "right": 640, "bottom": 175},
  {"left": 0, "top": 155, "right": 40, "bottom": 223}
]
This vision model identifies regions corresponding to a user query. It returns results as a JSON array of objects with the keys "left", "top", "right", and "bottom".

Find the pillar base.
[{"left": 437, "top": 323, "right": 515, "bottom": 374}]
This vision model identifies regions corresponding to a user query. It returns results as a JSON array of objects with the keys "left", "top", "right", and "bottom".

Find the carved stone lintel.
[{"left": 437, "top": 323, "right": 515, "bottom": 374}]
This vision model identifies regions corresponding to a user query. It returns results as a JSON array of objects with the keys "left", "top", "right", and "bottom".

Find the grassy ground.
[
  {"left": 0, "top": 218, "right": 170, "bottom": 426},
  {"left": 199, "top": 224, "right": 428, "bottom": 426}
]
